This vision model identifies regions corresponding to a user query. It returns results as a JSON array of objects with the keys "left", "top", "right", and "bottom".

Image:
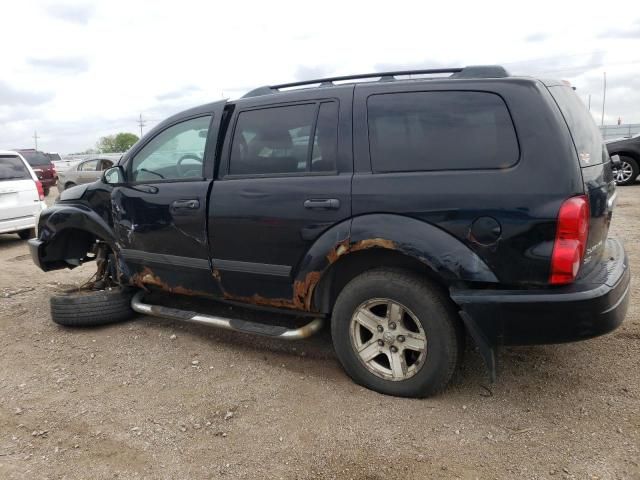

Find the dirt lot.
[{"left": 0, "top": 186, "right": 639, "bottom": 480}]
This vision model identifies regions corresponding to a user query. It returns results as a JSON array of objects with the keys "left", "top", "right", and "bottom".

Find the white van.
[{"left": 0, "top": 150, "right": 48, "bottom": 239}]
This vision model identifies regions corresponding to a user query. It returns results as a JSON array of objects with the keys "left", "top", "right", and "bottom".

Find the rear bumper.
[
  {"left": 451, "top": 238, "right": 630, "bottom": 345},
  {"left": 0, "top": 214, "right": 38, "bottom": 235}
]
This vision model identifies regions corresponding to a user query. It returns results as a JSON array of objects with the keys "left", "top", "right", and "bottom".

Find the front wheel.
[
  {"left": 331, "top": 269, "right": 463, "bottom": 398},
  {"left": 50, "top": 288, "right": 135, "bottom": 327},
  {"left": 613, "top": 156, "right": 639, "bottom": 186}
]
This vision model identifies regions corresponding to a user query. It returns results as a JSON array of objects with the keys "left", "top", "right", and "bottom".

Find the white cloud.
[{"left": 0, "top": 0, "right": 639, "bottom": 153}]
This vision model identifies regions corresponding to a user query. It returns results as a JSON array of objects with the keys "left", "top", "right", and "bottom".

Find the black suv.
[
  {"left": 29, "top": 66, "right": 630, "bottom": 398},
  {"left": 606, "top": 133, "right": 640, "bottom": 185}
]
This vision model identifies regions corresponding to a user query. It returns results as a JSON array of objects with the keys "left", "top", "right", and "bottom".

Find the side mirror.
[{"left": 102, "top": 165, "right": 125, "bottom": 184}]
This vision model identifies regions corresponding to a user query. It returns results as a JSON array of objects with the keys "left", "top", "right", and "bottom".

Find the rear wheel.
[
  {"left": 613, "top": 156, "right": 638, "bottom": 186},
  {"left": 64, "top": 182, "right": 76, "bottom": 191},
  {"left": 43, "top": 186, "right": 50, "bottom": 196},
  {"left": 50, "top": 288, "right": 135, "bottom": 327},
  {"left": 17, "top": 228, "right": 35, "bottom": 240},
  {"left": 331, "top": 268, "right": 463, "bottom": 398}
]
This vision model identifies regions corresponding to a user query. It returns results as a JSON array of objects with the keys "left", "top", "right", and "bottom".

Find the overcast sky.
[{"left": 2, "top": 0, "right": 640, "bottom": 154}]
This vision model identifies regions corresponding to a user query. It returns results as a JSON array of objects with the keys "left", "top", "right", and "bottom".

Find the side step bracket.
[{"left": 131, "top": 291, "right": 324, "bottom": 340}]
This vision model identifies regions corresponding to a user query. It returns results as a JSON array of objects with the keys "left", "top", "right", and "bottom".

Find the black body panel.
[{"left": 451, "top": 238, "right": 629, "bottom": 345}]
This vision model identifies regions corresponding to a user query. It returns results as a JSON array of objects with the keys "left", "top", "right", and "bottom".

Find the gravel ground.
[{"left": 0, "top": 186, "right": 638, "bottom": 479}]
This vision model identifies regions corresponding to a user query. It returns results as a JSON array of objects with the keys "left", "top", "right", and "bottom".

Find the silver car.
[{"left": 57, "top": 158, "right": 115, "bottom": 192}]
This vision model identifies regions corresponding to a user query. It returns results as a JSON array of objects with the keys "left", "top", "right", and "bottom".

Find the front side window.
[
  {"left": 131, "top": 116, "right": 211, "bottom": 182},
  {"left": 367, "top": 91, "right": 519, "bottom": 172},
  {"left": 229, "top": 102, "right": 338, "bottom": 176}
]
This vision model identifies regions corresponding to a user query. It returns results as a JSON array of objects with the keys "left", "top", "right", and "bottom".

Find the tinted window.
[
  {"left": 549, "top": 86, "right": 605, "bottom": 166},
  {"left": 131, "top": 116, "right": 211, "bottom": 181},
  {"left": 0, "top": 155, "right": 31, "bottom": 181},
  {"left": 367, "top": 91, "right": 519, "bottom": 172},
  {"left": 20, "top": 151, "right": 51, "bottom": 166},
  {"left": 230, "top": 104, "right": 316, "bottom": 175},
  {"left": 311, "top": 102, "right": 339, "bottom": 172}
]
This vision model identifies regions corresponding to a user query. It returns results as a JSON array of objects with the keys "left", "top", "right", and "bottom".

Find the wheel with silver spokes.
[
  {"left": 350, "top": 298, "right": 427, "bottom": 381},
  {"left": 612, "top": 156, "right": 638, "bottom": 186},
  {"left": 332, "top": 268, "right": 463, "bottom": 398}
]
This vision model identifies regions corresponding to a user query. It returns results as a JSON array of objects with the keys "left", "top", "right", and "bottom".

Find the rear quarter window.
[
  {"left": 0, "top": 155, "right": 31, "bottom": 181},
  {"left": 548, "top": 86, "right": 605, "bottom": 166},
  {"left": 367, "top": 91, "right": 519, "bottom": 172}
]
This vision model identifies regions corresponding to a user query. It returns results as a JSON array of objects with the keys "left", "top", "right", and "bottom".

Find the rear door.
[
  {"left": 76, "top": 159, "right": 100, "bottom": 184},
  {"left": 209, "top": 88, "right": 353, "bottom": 300},
  {"left": 547, "top": 85, "right": 614, "bottom": 272},
  {"left": 0, "top": 155, "right": 39, "bottom": 221}
]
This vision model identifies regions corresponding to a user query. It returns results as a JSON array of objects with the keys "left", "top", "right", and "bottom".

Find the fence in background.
[{"left": 599, "top": 124, "right": 640, "bottom": 140}]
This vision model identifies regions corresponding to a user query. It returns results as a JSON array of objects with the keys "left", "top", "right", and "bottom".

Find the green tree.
[{"left": 97, "top": 132, "right": 139, "bottom": 153}]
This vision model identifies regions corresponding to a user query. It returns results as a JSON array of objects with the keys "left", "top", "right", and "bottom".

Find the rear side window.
[
  {"left": 0, "top": 155, "right": 31, "bottom": 181},
  {"left": 548, "top": 86, "right": 605, "bottom": 166},
  {"left": 229, "top": 101, "right": 338, "bottom": 176},
  {"left": 367, "top": 91, "right": 519, "bottom": 172}
]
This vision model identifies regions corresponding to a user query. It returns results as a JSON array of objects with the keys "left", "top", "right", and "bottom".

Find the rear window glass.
[
  {"left": 548, "top": 86, "right": 605, "bottom": 166},
  {"left": 367, "top": 91, "right": 519, "bottom": 172},
  {"left": 20, "top": 151, "right": 51, "bottom": 166},
  {"left": 0, "top": 155, "right": 31, "bottom": 181}
]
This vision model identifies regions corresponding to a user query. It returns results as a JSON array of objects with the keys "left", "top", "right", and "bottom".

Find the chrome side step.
[{"left": 131, "top": 291, "right": 324, "bottom": 340}]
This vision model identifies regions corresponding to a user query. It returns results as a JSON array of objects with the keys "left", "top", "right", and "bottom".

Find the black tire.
[
  {"left": 65, "top": 182, "right": 76, "bottom": 191},
  {"left": 613, "top": 156, "right": 639, "bottom": 186},
  {"left": 17, "top": 228, "right": 35, "bottom": 240},
  {"left": 43, "top": 186, "right": 50, "bottom": 196},
  {"left": 50, "top": 288, "right": 136, "bottom": 327},
  {"left": 331, "top": 268, "right": 463, "bottom": 398}
]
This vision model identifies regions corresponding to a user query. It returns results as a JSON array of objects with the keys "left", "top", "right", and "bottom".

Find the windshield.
[
  {"left": 0, "top": 155, "right": 31, "bottom": 181},
  {"left": 47, "top": 153, "right": 62, "bottom": 161},
  {"left": 20, "top": 151, "right": 51, "bottom": 166}
]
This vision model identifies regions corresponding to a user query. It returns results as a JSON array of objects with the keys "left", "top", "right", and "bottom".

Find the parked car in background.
[
  {"left": 57, "top": 157, "right": 115, "bottom": 192},
  {"left": 0, "top": 151, "right": 47, "bottom": 239},
  {"left": 46, "top": 152, "right": 62, "bottom": 163},
  {"left": 16, "top": 149, "right": 57, "bottom": 196},
  {"left": 606, "top": 133, "right": 640, "bottom": 185}
]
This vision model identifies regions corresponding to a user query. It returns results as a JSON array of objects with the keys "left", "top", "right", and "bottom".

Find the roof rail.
[{"left": 242, "top": 65, "right": 509, "bottom": 98}]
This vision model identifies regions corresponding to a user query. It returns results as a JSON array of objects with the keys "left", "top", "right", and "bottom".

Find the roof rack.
[{"left": 242, "top": 65, "right": 509, "bottom": 98}]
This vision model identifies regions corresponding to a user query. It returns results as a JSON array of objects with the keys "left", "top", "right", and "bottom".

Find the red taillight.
[
  {"left": 550, "top": 195, "right": 590, "bottom": 285},
  {"left": 35, "top": 180, "right": 45, "bottom": 201}
]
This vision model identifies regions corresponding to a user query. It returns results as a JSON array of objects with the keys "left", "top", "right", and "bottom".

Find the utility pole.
[
  {"left": 33, "top": 131, "right": 39, "bottom": 150},
  {"left": 137, "top": 113, "right": 146, "bottom": 137},
  {"left": 601, "top": 72, "right": 607, "bottom": 126},
  {"left": 587, "top": 94, "right": 591, "bottom": 112}
]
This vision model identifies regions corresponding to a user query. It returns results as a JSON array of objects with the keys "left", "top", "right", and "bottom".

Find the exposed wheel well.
[
  {"left": 65, "top": 181, "right": 76, "bottom": 189},
  {"left": 312, "top": 248, "right": 449, "bottom": 314},
  {"left": 41, "top": 228, "right": 98, "bottom": 269},
  {"left": 613, "top": 151, "right": 640, "bottom": 163}
]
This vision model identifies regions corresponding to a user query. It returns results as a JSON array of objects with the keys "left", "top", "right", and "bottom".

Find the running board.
[{"left": 131, "top": 291, "right": 324, "bottom": 340}]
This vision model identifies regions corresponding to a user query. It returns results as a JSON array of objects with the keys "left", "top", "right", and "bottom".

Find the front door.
[
  {"left": 209, "top": 89, "right": 353, "bottom": 303},
  {"left": 112, "top": 113, "right": 221, "bottom": 296}
]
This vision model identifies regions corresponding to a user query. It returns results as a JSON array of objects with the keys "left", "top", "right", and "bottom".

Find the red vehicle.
[{"left": 16, "top": 150, "right": 57, "bottom": 196}]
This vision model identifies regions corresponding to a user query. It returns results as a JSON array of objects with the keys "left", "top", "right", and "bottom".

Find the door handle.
[
  {"left": 303, "top": 198, "right": 340, "bottom": 209},
  {"left": 171, "top": 199, "right": 200, "bottom": 210}
]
